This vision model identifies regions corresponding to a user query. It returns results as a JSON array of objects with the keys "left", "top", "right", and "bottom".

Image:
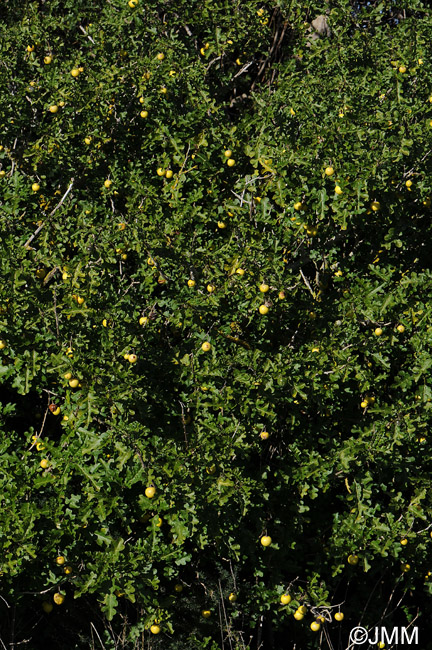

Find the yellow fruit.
[
  {"left": 360, "top": 400, "right": 368, "bottom": 409},
  {"left": 224, "top": 149, "right": 232, "bottom": 158},
  {"left": 293, "top": 611, "right": 304, "bottom": 621},
  {"left": 401, "top": 563, "right": 410, "bottom": 572},
  {"left": 56, "top": 556, "right": 65, "bottom": 565},
  {"left": 69, "top": 379, "right": 79, "bottom": 388},
  {"left": 139, "top": 316, "right": 149, "bottom": 325},
  {"left": 228, "top": 593, "right": 237, "bottom": 602},
  {"left": 0, "top": 340, "right": 5, "bottom": 349},
  {"left": 174, "top": 584, "right": 183, "bottom": 593},
  {"left": 129, "top": 0, "right": 138, "bottom": 6},
  {"left": 0, "top": 171, "right": 5, "bottom": 178},
  {"left": 104, "top": 179, "right": 112, "bottom": 188},
  {"left": 374, "top": 327, "right": 383, "bottom": 336},
  {"left": 334, "top": 612, "right": 344, "bottom": 621},
  {"left": 260, "top": 431, "right": 269, "bottom": 440},
  {"left": 84, "top": 137, "right": 92, "bottom": 145},
  {"left": 310, "top": 622, "right": 321, "bottom": 632},
  {"left": 27, "top": 45, "right": 35, "bottom": 52},
  {"left": 201, "top": 342, "right": 211, "bottom": 352},
  {"left": 371, "top": 201, "right": 380, "bottom": 211},
  {"left": 42, "top": 601, "right": 53, "bottom": 613},
  {"left": 52, "top": 407, "right": 61, "bottom": 416},
  {"left": 64, "top": 565, "right": 73, "bottom": 574},
  {"left": 298, "top": 605, "right": 307, "bottom": 614},
  {"left": 187, "top": 279, "right": 196, "bottom": 287},
  {"left": 400, "top": 538, "right": 408, "bottom": 546},
  {"left": 71, "top": 68, "right": 80, "bottom": 77},
  {"left": 64, "top": 372, "right": 72, "bottom": 380},
  {"left": 236, "top": 268, "right": 245, "bottom": 276},
  {"left": 207, "top": 284, "right": 215, "bottom": 293},
  {"left": 259, "top": 305, "right": 269, "bottom": 315},
  {"left": 53, "top": 593, "right": 65, "bottom": 605},
  {"left": 260, "top": 535, "right": 272, "bottom": 547},
  {"left": 128, "top": 354, "right": 137, "bottom": 363},
  {"left": 280, "top": 594, "right": 291, "bottom": 605},
  {"left": 325, "top": 166, "right": 334, "bottom": 176},
  {"left": 217, "top": 221, "right": 226, "bottom": 229},
  {"left": 156, "top": 52, "right": 165, "bottom": 61},
  {"left": 77, "top": 296, "right": 84, "bottom": 305},
  {"left": 40, "top": 459, "right": 49, "bottom": 469},
  {"left": 347, "top": 554, "right": 359, "bottom": 565},
  {"left": 335, "top": 185, "right": 343, "bottom": 194},
  {"left": 202, "top": 610, "right": 211, "bottom": 618},
  {"left": 397, "top": 324, "right": 405, "bottom": 333},
  {"left": 156, "top": 167, "right": 165, "bottom": 176},
  {"left": 58, "top": 100, "right": 65, "bottom": 107},
  {"left": 145, "top": 486, "right": 156, "bottom": 498},
  {"left": 32, "top": 183, "right": 40, "bottom": 192},
  {"left": 160, "top": 87, "right": 167, "bottom": 94},
  {"left": 399, "top": 65, "right": 407, "bottom": 73},
  {"left": 44, "top": 56, "right": 52, "bottom": 64},
  {"left": 150, "top": 624, "right": 160, "bottom": 634},
  {"left": 259, "top": 283, "right": 269, "bottom": 293},
  {"left": 140, "top": 110, "right": 148, "bottom": 118},
  {"left": 49, "top": 105, "right": 58, "bottom": 113},
  {"left": 406, "top": 179, "right": 413, "bottom": 188},
  {"left": 294, "top": 202, "right": 302, "bottom": 210},
  {"left": 124, "top": 353, "right": 130, "bottom": 360},
  {"left": 227, "top": 158, "right": 235, "bottom": 167},
  {"left": 165, "top": 169, "right": 173, "bottom": 179}
]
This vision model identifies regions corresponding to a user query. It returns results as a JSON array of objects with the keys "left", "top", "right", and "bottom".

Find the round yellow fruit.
[
  {"left": 44, "top": 56, "right": 52, "bottom": 64},
  {"left": 259, "top": 283, "right": 269, "bottom": 293},
  {"left": 156, "top": 52, "right": 165, "bottom": 61},
  {"left": 228, "top": 593, "right": 237, "bottom": 602},
  {"left": 236, "top": 268, "right": 245, "bottom": 275},
  {"left": 201, "top": 341, "right": 211, "bottom": 352},
  {"left": 310, "top": 622, "right": 321, "bottom": 632},
  {"left": 64, "top": 565, "right": 73, "bottom": 574},
  {"left": 347, "top": 554, "right": 359, "bottom": 565},
  {"left": 334, "top": 612, "right": 344, "bottom": 621},
  {"left": 294, "top": 202, "right": 302, "bottom": 210},
  {"left": 401, "top": 538, "right": 408, "bottom": 546},
  {"left": 42, "top": 601, "right": 53, "bottom": 613},
  {"left": 32, "top": 182, "right": 40, "bottom": 192},
  {"left": 401, "top": 563, "right": 410, "bottom": 572},
  {"left": 156, "top": 167, "right": 165, "bottom": 176},
  {"left": 64, "top": 372, "right": 72, "bottom": 380},
  {"left": 298, "top": 605, "right": 307, "bottom": 615},
  {"left": 374, "top": 327, "right": 383, "bottom": 336},
  {"left": 71, "top": 68, "right": 80, "bottom": 77},
  {"left": 396, "top": 324, "right": 405, "bottom": 333},
  {"left": 0, "top": 340, "right": 5, "bottom": 349},
  {"left": 260, "top": 535, "right": 272, "bottom": 547},
  {"left": 104, "top": 179, "right": 112, "bottom": 188},
  {"left": 56, "top": 556, "right": 65, "bottom": 565},
  {"left": 335, "top": 185, "right": 343, "bottom": 195},
  {"left": 260, "top": 431, "right": 269, "bottom": 440},
  {"left": 217, "top": 221, "right": 226, "bottom": 229},
  {"left": 280, "top": 594, "right": 291, "bottom": 605},
  {"left": 40, "top": 459, "right": 49, "bottom": 469},
  {"left": 187, "top": 279, "right": 196, "bottom": 287},
  {"left": 207, "top": 284, "right": 215, "bottom": 293},
  {"left": 139, "top": 316, "right": 149, "bottom": 325},
  {"left": 145, "top": 486, "right": 156, "bottom": 498},
  {"left": 49, "top": 105, "right": 58, "bottom": 113},
  {"left": 0, "top": 171, "right": 5, "bottom": 178},
  {"left": 360, "top": 400, "right": 368, "bottom": 409},
  {"left": 128, "top": 354, "right": 137, "bottom": 363},
  {"left": 293, "top": 611, "right": 304, "bottom": 621},
  {"left": 165, "top": 169, "right": 173, "bottom": 179},
  {"left": 140, "top": 110, "right": 148, "bottom": 118},
  {"left": 325, "top": 166, "right": 334, "bottom": 176},
  {"left": 69, "top": 379, "right": 79, "bottom": 388},
  {"left": 52, "top": 407, "right": 61, "bottom": 416},
  {"left": 174, "top": 584, "right": 183, "bottom": 592},
  {"left": 399, "top": 65, "right": 407, "bottom": 73},
  {"left": 224, "top": 149, "right": 232, "bottom": 158},
  {"left": 53, "top": 593, "right": 65, "bottom": 605},
  {"left": 371, "top": 201, "right": 380, "bottom": 211},
  {"left": 406, "top": 179, "right": 413, "bottom": 188},
  {"left": 227, "top": 158, "right": 235, "bottom": 167},
  {"left": 150, "top": 624, "right": 160, "bottom": 634},
  {"left": 259, "top": 305, "right": 269, "bottom": 315},
  {"left": 202, "top": 610, "right": 211, "bottom": 618}
]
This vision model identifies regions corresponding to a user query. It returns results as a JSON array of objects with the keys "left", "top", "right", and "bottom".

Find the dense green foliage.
[{"left": 1, "top": 0, "right": 432, "bottom": 647}]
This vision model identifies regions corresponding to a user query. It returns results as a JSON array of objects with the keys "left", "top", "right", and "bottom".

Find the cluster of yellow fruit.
[
  {"left": 123, "top": 352, "right": 138, "bottom": 363},
  {"left": 64, "top": 372, "right": 80, "bottom": 388},
  {"left": 360, "top": 395, "right": 375, "bottom": 409},
  {"left": 72, "top": 294, "right": 85, "bottom": 305},
  {"left": 157, "top": 167, "right": 173, "bottom": 178}
]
